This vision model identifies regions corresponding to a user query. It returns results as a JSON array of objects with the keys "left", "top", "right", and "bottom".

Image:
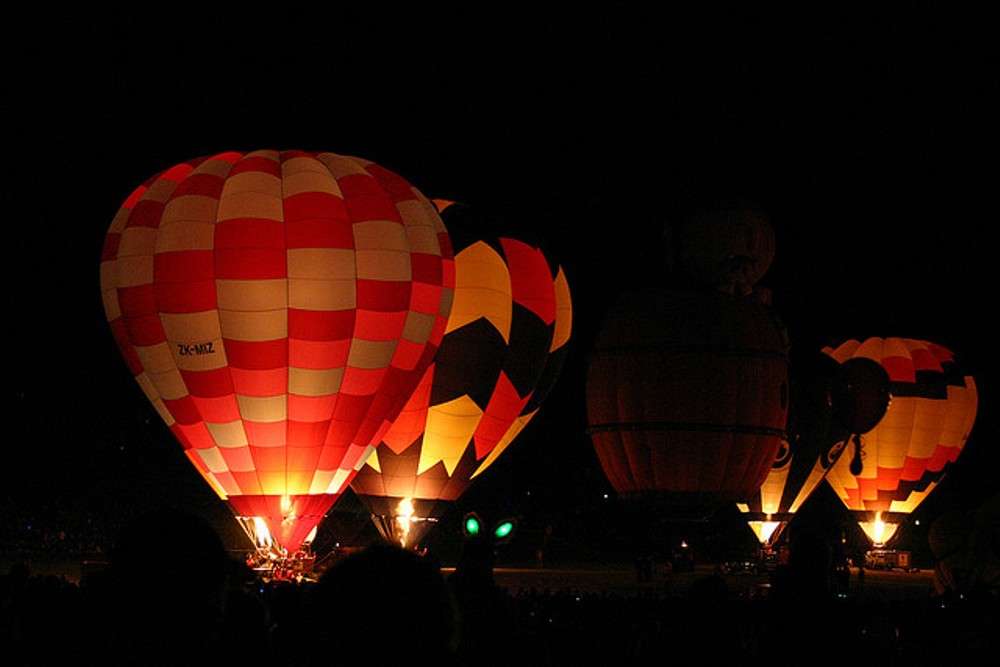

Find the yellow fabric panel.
[
  {"left": 116, "top": 255, "right": 154, "bottom": 288},
  {"left": 551, "top": 268, "right": 573, "bottom": 352},
  {"left": 289, "top": 279, "right": 357, "bottom": 311},
  {"left": 287, "top": 249, "right": 356, "bottom": 280},
  {"left": 258, "top": 472, "right": 287, "bottom": 497},
  {"left": 99, "top": 262, "right": 118, "bottom": 294},
  {"left": 155, "top": 221, "right": 215, "bottom": 252},
  {"left": 348, "top": 339, "right": 397, "bottom": 370},
  {"left": 324, "top": 468, "right": 352, "bottom": 495},
  {"left": 223, "top": 171, "right": 282, "bottom": 196},
  {"left": 219, "top": 309, "right": 287, "bottom": 342},
  {"left": 823, "top": 339, "right": 860, "bottom": 362},
  {"left": 419, "top": 395, "right": 484, "bottom": 476},
  {"left": 206, "top": 421, "right": 249, "bottom": 448},
  {"left": 907, "top": 397, "right": 947, "bottom": 459},
  {"left": 870, "top": 397, "right": 915, "bottom": 467},
  {"left": 198, "top": 157, "right": 236, "bottom": 179},
  {"left": 118, "top": 227, "right": 158, "bottom": 257},
  {"left": 136, "top": 343, "right": 176, "bottom": 375},
  {"left": 942, "top": 379, "right": 978, "bottom": 447},
  {"left": 353, "top": 220, "right": 409, "bottom": 251},
  {"left": 736, "top": 503, "right": 750, "bottom": 513},
  {"left": 161, "top": 311, "right": 223, "bottom": 343},
  {"left": 353, "top": 445, "right": 377, "bottom": 471},
  {"left": 447, "top": 242, "right": 512, "bottom": 342},
  {"left": 147, "top": 368, "right": 188, "bottom": 401},
  {"left": 101, "top": 286, "right": 121, "bottom": 321},
  {"left": 316, "top": 153, "right": 367, "bottom": 179},
  {"left": 855, "top": 337, "right": 887, "bottom": 363},
  {"left": 144, "top": 179, "right": 178, "bottom": 203},
  {"left": 759, "top": 461, "right": 789, "bottom": 515},
  {"left": 237, "top": 395, "right": 287, "bottom": 423},
  {"left": 289, "top": 367, "right": 344, "bottom": 397},
  {"left": 216, "top": 191, "right": 283, "bottom": 222},
  {"left": 401, "top": 311, "right": 436, "bottom": 344},
  {"left": 281, "top": 157, "right": 343, "bottom": 197},
  {"left": 356, "top": 250, "right": 411, "bottom": 281},
  {"left": 365, "top": 453, "right": 382, "bottom": 473},
  {"left": 397, "top": 201, "right": 442, "bottom": 253},
  {"left": 109, "top": 207, "right": 130, "bottom": 234},
  {"left": 892, "top": 481, "right": 936, "bottom": 513},
  {"left": 185, "top": 451, "right": 228, "bottom": 500},
  {"left": 160, "top": 195, "right": 219, "bottom": 227},
  {"left": 309, "top": 470, "right": 335, "bottom": 495},
  {"left": 196, "top": 447, "right": 227, "bottom": 474},
  {"left": 149, "top": 397, "right": 175, "bottom": 428},
  {"left": 471, "top": 410, "right": 538, "bottom": 480},
  {"left": 217, "top": 280, "right": 288, "bottom": 312}
]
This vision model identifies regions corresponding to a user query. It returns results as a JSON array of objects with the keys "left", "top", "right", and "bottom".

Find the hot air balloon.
[
  {"left": 100, "top": 150, "right": 454, "bottom": 553},
  {"left": 587, "top": 203, "right": 788, "bottom": 522},
  {"left": 823, "top": 338, "right": 978, "bottom": 547},
  {"left": 350, "top": 201, "right": 572, "bottom": 547},
  {"left": 587, "top": 288, "right": 789, "bottom": 520},
  {"left": 738, "top": 355, "right": 890, "bottom": 546}
]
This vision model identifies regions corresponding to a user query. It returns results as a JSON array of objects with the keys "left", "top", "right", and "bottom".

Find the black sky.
[{"left": 5, "top": 8, "right": 997, "bottom": 551}]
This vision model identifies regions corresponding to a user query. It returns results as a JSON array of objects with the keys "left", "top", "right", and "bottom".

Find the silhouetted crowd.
[{"left": 2, "top": 510, "right": 998, "bottom": 666}]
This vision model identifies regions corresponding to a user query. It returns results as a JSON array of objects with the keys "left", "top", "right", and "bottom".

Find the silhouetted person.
[
  {"left": 100, "top": 508, "right": 229, "bottom": 666},
  {"left": 307, "top": 544, "right": 456, "bottom": 666}
]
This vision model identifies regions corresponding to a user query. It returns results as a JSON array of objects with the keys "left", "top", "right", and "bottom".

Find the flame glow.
[
  {"left": 252, "top": 516, "right": 273, "bottom": 548},
  {"left": 859, "top": 511, "right": 900, "bottom": 546},
  {"left": 396, "top": 497, "right": 416, "bottom": 547},
  {"left": 748, "top": 520, "right": 782, "bottom": 545}
]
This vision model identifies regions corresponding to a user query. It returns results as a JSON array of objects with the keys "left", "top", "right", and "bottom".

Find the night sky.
[{"left": 6, "top": 9, "right": 996, "bottom": 557}]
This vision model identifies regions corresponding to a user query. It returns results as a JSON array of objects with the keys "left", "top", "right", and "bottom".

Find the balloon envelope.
[
  {"left": 351, "top": 202, "right": 572, "bottom": 546},
  {"left": 587, "top": 288, "right": 789, "bottom": 519},
  {"left": 101, "top": 150, "right": 454, "bottom": 550},
  {"left": 823, "top": 338, "right": 978, "bottom": 545}
]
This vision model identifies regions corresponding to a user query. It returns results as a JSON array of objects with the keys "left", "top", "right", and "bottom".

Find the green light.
[
  {"left": 494, "top": 521, "right": 514, "bottom": 539},
  {"left": 465, "top": 517, "right": 481, "bottom": 536}
]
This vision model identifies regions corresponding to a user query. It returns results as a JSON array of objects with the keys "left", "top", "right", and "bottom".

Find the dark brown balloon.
[{"left": 586, "top": 288, "right": 789, "bottom": 518}]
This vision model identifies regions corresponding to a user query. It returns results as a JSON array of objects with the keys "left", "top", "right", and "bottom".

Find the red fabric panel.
[
  {"left": 286, "top": 217, "right": 354, "bottom": 248},
  {"left": 288, "top": 309, "right": 355, "bottom": 341},
  {"left": 173, "top": 423, "right": 214, "bottom": 450},
  {"left": 356, "top": 280, "right": 411, "bottom": 311},
  {"left": 215, "top": 219, "right": 285, "bottom": 249},
  {"left": 287, "top": 447, "right": 322, "bottom": 471},
  {"left": 161, "top": 163, "right": 195, "bottom": 182},
  {"left": 287, "top": 420, "right": 331, "bottom": 447},
  {"left": 250, "top": 446, "right": 286, "bottom": 472},
  {"left": 501, "top": 238, "right": 557, "bottom": 325},
  {"left": 881, "top": 356, "right": 916, "bottom": 383},
  {"left": 289, "top": 339, "right": 351, "bottom": 370},
  {"left": 910, "top": 347, "right": 943, "bottom": 372},
  {"left": 409, "top": 283, "right": 443, "bottom": 315},
  {"left": 224, "top": 339, "right": 288, "bottom": 370},
  {"left": 117, "top": 285, "right": 157, "bottom": 316},
  {"left": 122, "top": 185, "right": 147, "bottom": 210},
  {"left": 876, "top": 466, "right": 902, "bottom": 490},
  {"left": 229, "top": 156, "right": 280, "bottom": 177},
  {"left": 410, "top": 253, "right": 443, "bottom": 285},
  {"left": 123, "top": 314, "right": 166, "bottom": 347},
  {"left": 171, "top": 173, "right": 225, "bottom": 199},
  {"left": 318, "top": 445, "right": 348, "bottom": 469},
  {"left": 101, "top": 234, "right": 121, "bottom": 261},
  {"left": 163, "top": 396, "right": 201, "bottom": 425},
  {"left": 154, "top": 281, "right": 217, "bottom": 313},
  {"left": 155, "top": 251, "right": 214, "bottom": 282},
  {"left": 391, "top": 339, "right": 425, "bottom": 370},
  {"left": 339, "top": 368, "right": 386, "bottom": 396},
  {"left": 473, "top": 372, "right": 530, "bottom": 459},
  {"left": 182, "top": 368, "right": 234, "bottom": 397},
  {"left": 126, "top": 200, "right": 167, "bottom": 228},
  {"left": 191, "top": 395, "right": 241, "bottom": 423},
  {"left": 230, "top": 368, "right": 288, "bottom": 397},
  {"left": 901, "top": 456, "right": 927, "bottom": 482},
  {"left": 354, "top": 311, "right": 408, "bottom": 342},
  {"left": 245, "top": 422, "right": 287, "bottom": 448},
  {"left": 284, "top": 191, "right": 349, "bottom": 223},
  {"left": 214, "top": 248, "right": 286, "bottom": 280},
  {"left": 288, "top": 394, "right": 337, "bottom": 422},
  {"left": 364, "top": 164, "right": 417, "bottom": 202}
]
